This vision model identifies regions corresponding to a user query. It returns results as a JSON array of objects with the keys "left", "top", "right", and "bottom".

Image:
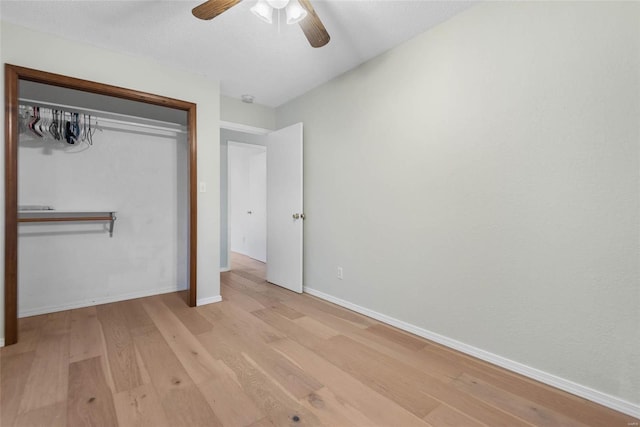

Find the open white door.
[{"left": 267, "top": 123, "right": 303, "bottom": 293}]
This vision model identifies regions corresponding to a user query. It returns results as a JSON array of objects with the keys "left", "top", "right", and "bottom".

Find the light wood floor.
[{"left": 1, "top": 252, "right": 637, "bottom": 427}]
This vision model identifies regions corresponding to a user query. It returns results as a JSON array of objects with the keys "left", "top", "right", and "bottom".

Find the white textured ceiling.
[{"left": 1, "top": 0, "right": 475, "bottom": 107}]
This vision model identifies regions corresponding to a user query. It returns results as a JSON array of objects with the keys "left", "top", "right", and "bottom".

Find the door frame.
[
  {"left": 220, "top": 122, "right": 270, "bottom": 272},
  {"left": 4, "top": 64, "right": 198, "bottom": 345}
]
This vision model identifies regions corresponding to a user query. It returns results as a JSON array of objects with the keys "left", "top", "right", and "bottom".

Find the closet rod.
[{"left": 19, "top": 97, "right": 187, "bottom": 134}]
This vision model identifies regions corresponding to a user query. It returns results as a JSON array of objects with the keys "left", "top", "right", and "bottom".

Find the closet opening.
[{"left": 4, "top": 64, "right": 198, "bottom": 346}]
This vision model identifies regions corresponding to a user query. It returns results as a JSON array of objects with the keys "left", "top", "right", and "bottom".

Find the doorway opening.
[
  {"left": 219, "top": 122, "right": 304, "bottom": 294},
  {"left": 228, "top": 141, "right": 267, "bottom": 264}
]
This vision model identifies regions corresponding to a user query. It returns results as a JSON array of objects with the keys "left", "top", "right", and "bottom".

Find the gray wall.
[
  {"left": 221, "top": 96, "right": 276, "bottom": 130},
  {"left": 277, "top": 2, "right": 640, "bottom": 406}
]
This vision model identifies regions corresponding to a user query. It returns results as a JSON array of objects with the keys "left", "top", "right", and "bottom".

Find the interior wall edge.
[{"left": 303, "top": 286, "right": 640, "bottom": 419}]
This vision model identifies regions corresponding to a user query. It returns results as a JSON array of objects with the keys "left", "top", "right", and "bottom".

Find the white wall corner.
[
  {"left": 197, "top": 295, "right": 223, "bottom": 306},
  {"left": 303, "top": 287, "right": 640, "bottom": 419}
]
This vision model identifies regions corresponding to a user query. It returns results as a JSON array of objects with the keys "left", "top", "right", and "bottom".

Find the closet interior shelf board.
[{"left": 18, "top": 210, "right": 117, "bottom": 237}]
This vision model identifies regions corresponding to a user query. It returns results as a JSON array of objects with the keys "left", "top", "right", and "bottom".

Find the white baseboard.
[
  {"left": 197, "top": 295, "right": 222, "bottom": 306},
  {"left": 0, "top": 338, "right": 4, "bottom": 348},
  {"left": 303, "top": 286, "right": 640, "bottom": 419},
  {"left": 18, "top": 286, "right": 187, "bottom": 318},
  {"left": 220, "top": 266, "right": 231, "bottom": 272}
]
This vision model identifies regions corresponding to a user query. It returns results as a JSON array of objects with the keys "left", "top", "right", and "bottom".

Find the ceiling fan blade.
[
  {"left": 192, "top": 0, "right": 242, "bottom": 20},
  {"left": 298, "top": 0, "right": 330, "bottom": 48}
]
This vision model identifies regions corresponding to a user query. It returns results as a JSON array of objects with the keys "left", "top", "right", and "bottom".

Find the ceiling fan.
[{"left": 192, "top": 0, "right": 330, "bottom": 48}]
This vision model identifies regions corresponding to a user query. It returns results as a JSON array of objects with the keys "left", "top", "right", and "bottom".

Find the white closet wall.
[{"left": 18, "top": 119, "right": 188, "bottom": 316}]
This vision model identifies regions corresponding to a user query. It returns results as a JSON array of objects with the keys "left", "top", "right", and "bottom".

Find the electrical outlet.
[{"left": 337, "top": 267, "right": 343, "bottom": 280}]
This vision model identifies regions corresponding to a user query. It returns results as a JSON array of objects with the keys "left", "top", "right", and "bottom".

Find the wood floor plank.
[
  {"left": 197, "top": 370, "right": 265, "bottom": 426},
  {"left": 342, "top": 328, "right": 463, "bottom": 383},
  {"left": 252, "top": 308, "right": 329, "bottom": 349},
  {"left": 207, "top": 318, "right": 323, "bottom": 400},
  {"left": 198, "top": 329, "right": 323, "bottom": 427},
  {"left": 313, "top": 335, "right": 441, "bottom": 419},
  {"left": 278, "top": 295, "right": 373, "bottom": 334},
  {"left": 67, "top": 356, "right": 119, "bottom": 427},
  {"left": 452, "top": 373, "right": 590, "bottom": 426},
  {"left": 131, "top": 322, "right": 223, "bottom": 426},
  {"left": 268, "top": 302, "right": 305, "bottom": 320},
  {"left": 163, "top": 384, "right": 224, "bottom": 427},
  {"left": 231, "top": 268, "right": 268, "bottom": 285},
  {"left": 133, "top": 345, "right": 152, "bottom": 385},
  {"left": 142, "top": 297, "right": 225, "bottom": 384},
  {"left": 0, "top": 351, "right": 36, "bottom": 427},
  {"left": 242, "top": 350, "right": 323, "bottom": 401},
  {"left": 131, "top": 325, "right": 194, "bottom": 397},
  {"left": 424, "top": 404, "right": 486, "bottom": 427},
  {"left": 97, "top": 303, "right": 144, "bottom": 393},
  {"left": 225, "top": 274, "right": 283, "bottom": 307},
  {"left": 230, "top": 252, "right": 267, "bottom": 273},
  {"left": 18, "top": 311, "right": 70, "bottom": 414},
  {"left": 222, "top": 284, "right": 270, "bottom": 313},
  {"left": 366, "top": 323, "right": 429, "bottom": 352},
  {"left": 69, "top": 306, "right": 106, "bottom": 363},
  {"left": 246, "top": 417, "right": 277, "bottom": 427},
  {"left": 302, "top": 386, "right": 382, "bottom": 427},
  {"left": 316, "top": 335, "right": 536, "bottom": 426},
  {"left": 214, "top": 299, "right": 287, "bottom": 344},
  {"left": 293, "top": 316, "right": 340, "bottom": 340},
  {"left": 160, "top": 291, "right": 214, "bottom": 336},
  {"left": 120, "top": 298, "right": 155, "bottom": 334},
  {"left": 294, "top": 294, "right": 375, "bottom": 328},
  {"left": 113, "top": 383, "right": 169, "bottom": 427},
  {"left": 421, "top": 344, "right": 638, "bottom": 427},
  {"left": 270, "top": 338, "right": 431, "bottom": 427},
  {"left": 14, "top": 401, "right": 67, "bottom": 427}
]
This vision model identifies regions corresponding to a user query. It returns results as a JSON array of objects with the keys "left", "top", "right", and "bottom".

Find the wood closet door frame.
[{"left": 4, "top": 64, "right": 199, "bottom": 345}]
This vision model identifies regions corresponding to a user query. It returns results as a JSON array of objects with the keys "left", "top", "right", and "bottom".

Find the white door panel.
[{"left": 267, "top": 123, "right": 303, "bottom": 293}]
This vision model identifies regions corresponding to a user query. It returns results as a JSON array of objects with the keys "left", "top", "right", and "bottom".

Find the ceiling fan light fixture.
[
  {"left": 251, "top": 0, "right": 273, "bottom": 24},
  {"left": 285, "top": 0, "right": 307, "bottom": 25}
]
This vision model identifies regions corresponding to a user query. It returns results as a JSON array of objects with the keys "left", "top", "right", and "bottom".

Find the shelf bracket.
[{"left": 109, "top": 213, "right": 117, "bottom": 237}]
